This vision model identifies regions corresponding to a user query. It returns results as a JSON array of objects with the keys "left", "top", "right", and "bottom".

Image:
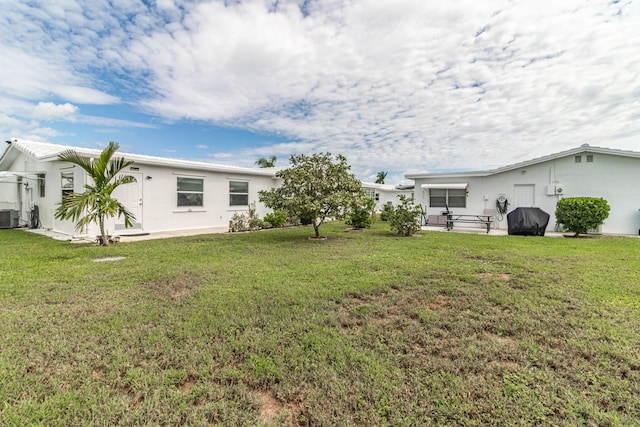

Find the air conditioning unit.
[
  {"left": 587, "top": 224, "right": 602, "bottom": 235},
  {"left": 555, "top": 185, "right": 565, "bottom": 195},
  {"left": 0, "top": 209, "right": 19, "bottom": 229}
]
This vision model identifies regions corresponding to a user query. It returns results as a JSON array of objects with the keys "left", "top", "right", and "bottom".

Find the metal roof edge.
[
  {"left": 405, "top": 145, "right": 640, "bottom": 179},
  {"left": 10, "top": 138, "right": 278, "bottom": 178}
]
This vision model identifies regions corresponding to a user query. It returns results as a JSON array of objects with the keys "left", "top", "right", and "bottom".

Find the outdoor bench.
[{"left": 445, "top": 214, "right": 493, "bottom": 233}]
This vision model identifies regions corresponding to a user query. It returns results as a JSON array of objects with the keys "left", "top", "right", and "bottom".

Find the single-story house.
[
  {"left": 0, "top": 138, "right": 279, "bottom": 238},
  {"left": 405, "top": 144, "right": 640, "bottom": 235},
  {"left": 361, "top": 181, "right": 414, "bottom": 211}
]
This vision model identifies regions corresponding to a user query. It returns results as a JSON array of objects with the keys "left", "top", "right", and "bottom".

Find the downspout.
[{"left": 16, "top": 176, "right": 23, "bottom": 224}]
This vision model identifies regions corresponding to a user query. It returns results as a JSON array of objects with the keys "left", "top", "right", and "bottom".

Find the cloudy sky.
[{"left": 1, "top": 0, "right": 638, "bottom": 184}]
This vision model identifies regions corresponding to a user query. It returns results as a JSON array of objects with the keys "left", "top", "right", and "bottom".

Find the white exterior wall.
[
  {"left": 0, "top": 145, "right": 279, "bottom": 238},
  {"left": 413, "top": 152, "right": 640, "bottom": 235},
  {"left": 0, "top": 151, "right": 66, "bottom": 231},
  {"left": 362, "top": 183, "right": 413, "bottom": 211},
  {"left": 108, "top": 163, "right": 277, "bottom": 235},
  {"left": 377, "top": 190, "right": 414, "bottom": 209}
]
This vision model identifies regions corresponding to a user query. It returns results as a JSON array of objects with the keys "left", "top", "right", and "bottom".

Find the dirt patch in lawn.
[
  {"left": 143, "top": 273, "right": 203, "bottom": 301},
  {"left": 255, "top": 389, "right": 299, "bottom": 425},
  {"left": 474, "top": 272, "right": 511, "bottom": 280},
  {"left": 180, "top": 375, "right": 196, "bottom": 394}
]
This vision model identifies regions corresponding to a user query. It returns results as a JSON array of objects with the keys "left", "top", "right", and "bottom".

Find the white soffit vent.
[{"left": 421, "top": 183, "right": 469, "bottom": 190}]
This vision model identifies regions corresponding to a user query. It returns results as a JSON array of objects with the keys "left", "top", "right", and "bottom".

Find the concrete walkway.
[
  {"left": 117, "top": 226, "right": 229, "bottom": 242},
  {"left": 25, "top": 226, "right": 230, "bottom": 243},
  {"left": 421, "top": 225, "right": 566, "bottom": 237}
]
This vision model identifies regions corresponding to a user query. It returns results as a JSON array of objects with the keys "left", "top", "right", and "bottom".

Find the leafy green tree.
[
  {"left": 375, "top": 171, "right": 387, "bottom": 184},
  {"left": 388, "top": 195, "right": 422, "bottom": 236},
  {"left": 345, "top": 196, "right": 375, "bottom": 229},
  {"left": 555, "top": 197, "right": 610, "bottom": 237},
  {"left": 379, "top": 203, "right": 394, "bottom": 221},
  {"left": 255, "top": 155, "right": 277, "bottom": 168},
  {"left": 259, "top": 153, "right": 364, "bottom": 238},
  {"left": 54, "top": 142, "right": 136, "bottom": 246}
]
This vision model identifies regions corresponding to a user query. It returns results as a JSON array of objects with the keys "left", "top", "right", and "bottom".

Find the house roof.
[
  {"left": 361, "top": 181, "right": 414, "bottom": 191},
  {"left": 405, "top": 144, "right": 640, "bottom": 179},
  {"left": 1, "top": 138, "right": 278, "bottom": 177}
]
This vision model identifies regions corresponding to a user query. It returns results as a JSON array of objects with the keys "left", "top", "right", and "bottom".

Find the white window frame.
[
  {"left": 38, "top": 173, "right": 45, "bottom": 198},
  {"left": 177, "top": 177, "right": 204, "bottom": 207},
  {"left": 61, "top": 171, "right": 74, "bottom": 198},
  {"left": 229, "top": 181, "right": 249, "bottom": 206},
  {"left": 429, "top": 188, "right": 466, "bottom": 208}
]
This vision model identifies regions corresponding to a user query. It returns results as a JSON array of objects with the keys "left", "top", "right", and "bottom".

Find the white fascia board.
[{"left": 420, "top": 183, "right": 469, "bottom": 190}]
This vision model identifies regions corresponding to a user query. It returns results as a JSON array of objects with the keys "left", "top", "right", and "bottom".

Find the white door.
[
  {"left": 114, "top": 172, "right": 143, "bottom": 231},
  {"left": 513, "top": 184, "right": 535, "bottom": 207}
]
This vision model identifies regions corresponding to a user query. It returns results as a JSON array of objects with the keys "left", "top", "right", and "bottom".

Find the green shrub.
[
  {"left": 379, "top": 204, "right": 394, "bottom": 221},
  {"left": 229, "top": 212, "right": 250, "bottom": 232},
  {"left": 345, "top": 197, "right": 374, "bottom": 229},
  {"left": 230, "top": 202, "right": 264, "bottom": 232},
  {"left": 555, "top": 197, "right": 610, "bottom": 236},
  {"left": 388, "top": 195, "right": 422, "bottom": 236},
  {"left": 263, "top": 210, "right": 287, "bottom": 228}
]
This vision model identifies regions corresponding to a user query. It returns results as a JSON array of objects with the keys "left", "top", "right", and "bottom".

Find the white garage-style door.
[{"left": 513, "top": 184, "right": 535, "bottom": 207}]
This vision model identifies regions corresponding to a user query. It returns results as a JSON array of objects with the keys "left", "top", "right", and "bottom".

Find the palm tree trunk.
[{"left": 99, "top": 216, "right": 109, "bottom": 246}]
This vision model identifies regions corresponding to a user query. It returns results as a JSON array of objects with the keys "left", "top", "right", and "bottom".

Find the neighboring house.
[
  {"left": 361, "top": 181, "right": 414, "bottom": 211},
  {"left": 0, "top": 138, "right": 279, "bottom": 238},
  {"left": 405, "top": 144, "right": 640, "bottom": 235}
]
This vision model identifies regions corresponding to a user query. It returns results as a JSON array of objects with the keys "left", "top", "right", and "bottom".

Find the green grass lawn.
[{"left": 1, "top": 222, "right": 639, "bottom": 426}]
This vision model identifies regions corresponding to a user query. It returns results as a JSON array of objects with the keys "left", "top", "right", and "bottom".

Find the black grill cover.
[{"left": 507, "top": 207, "right": 550, "bottom": 236}]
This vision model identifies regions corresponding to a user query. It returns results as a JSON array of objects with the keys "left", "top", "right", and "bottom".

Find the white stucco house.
[
  {"left": 0, "top": 138, "right": 279, "bottom": 238},
  {"left": 405, "top": 144, "right": 640, "bottom": 236},
  {"left": 361, "top": 181, "right": 414, "bottom": 211}
]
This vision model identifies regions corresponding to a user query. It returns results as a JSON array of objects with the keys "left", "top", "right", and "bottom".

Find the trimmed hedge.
[{"left": 555, "top": 197, "right": 610, "bottom": 236}]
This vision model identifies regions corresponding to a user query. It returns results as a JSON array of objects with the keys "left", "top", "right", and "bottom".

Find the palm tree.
[
  {"left": 375, "top": 171, "right": 387, "bottom": 184},
  {"left": 54, "top": 142, "right": 136, "bottom": 246},
  {"left": 255, "top": 155, "right": 277, "bottom": 168}
]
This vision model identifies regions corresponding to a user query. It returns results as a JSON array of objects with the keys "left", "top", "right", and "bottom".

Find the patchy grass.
[{"left": 1, "top": 223, "right": 639, "bottom": 425}]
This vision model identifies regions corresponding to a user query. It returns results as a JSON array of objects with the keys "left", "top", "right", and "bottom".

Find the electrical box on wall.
[{"left": 547, "top": 184, "right": 565, "bottom": 195}]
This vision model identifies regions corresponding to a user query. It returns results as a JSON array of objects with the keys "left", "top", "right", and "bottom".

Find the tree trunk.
[
  {"left": 99, "top": 216, "right": 110, "bottom": 246},
  {"left": 313, "top": 221, "right": 320, "bottom": 238}
]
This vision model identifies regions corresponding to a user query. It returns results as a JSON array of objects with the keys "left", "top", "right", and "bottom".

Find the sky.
[{"left": 1, "top": 0, "right": 639, "bottom": 185}]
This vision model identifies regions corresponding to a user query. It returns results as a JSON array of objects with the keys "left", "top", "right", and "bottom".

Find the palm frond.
[
  {"left": 58, "top": 150, "right": 93, "bottom": 174},
  {"left": 54, "top": 142, "right": 137, "bottom": 236}
]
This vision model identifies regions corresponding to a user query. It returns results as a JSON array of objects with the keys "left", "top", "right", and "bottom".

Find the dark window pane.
[
  {"left": 448, "top": 189, "right": 466, "bottom": 208},
  {"left": 429, "top": 196, "right": 446, "bottom": 207},
  {"left": 230, "top": 194, "right": 249, "bottom": 206},
  {"left": 177, "top": 193, "right": 203, "bottom": 207},
  {"left": 429, "top": 189, "right": 446, "bottom": 207}
]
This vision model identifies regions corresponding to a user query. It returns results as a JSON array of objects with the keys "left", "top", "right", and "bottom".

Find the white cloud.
[
  {"left": 79, "top": 115, "right": 157, "bottom": 129},
  {"left": 32, "top": 102, "right": 79, "bottom": 120},
  {"left": 119, "top": 0, "right": 639, "bottom": 174},
  {"left": 1, "top": 0, "right": 639, "bottom": 179},
  {"left": 30, "top": 127, "right": 66, "bottom": 138},
  {"left": 53, "top": 86, "right": 120, "bottom": 105},
  {"left": 0, "top": 114, "right": 25, "bottom": 128}
]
